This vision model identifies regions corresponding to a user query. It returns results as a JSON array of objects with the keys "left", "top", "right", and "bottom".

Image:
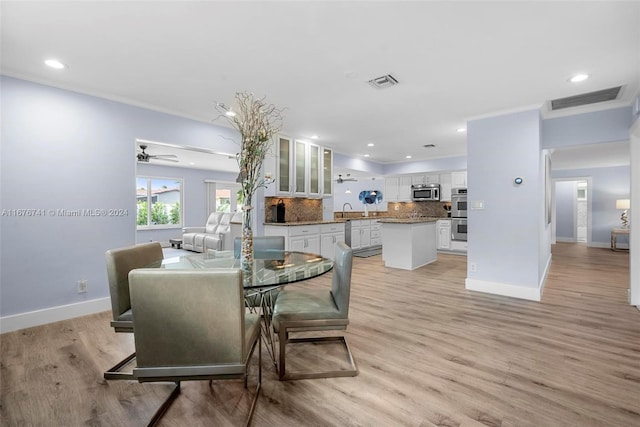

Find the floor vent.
[
  {"left": 368, "top": 74, "right": 399, "bottom": 89},
  {"left": 550, "top": 87, "right": 622, "bottom": 110}
]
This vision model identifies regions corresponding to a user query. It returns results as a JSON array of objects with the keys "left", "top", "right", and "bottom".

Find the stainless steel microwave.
[{"left": 411, "top": 184, "right": 440, "bottom": 201}]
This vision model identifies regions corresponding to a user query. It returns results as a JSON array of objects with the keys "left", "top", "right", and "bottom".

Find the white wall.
[{"left": 332, "top": 178, "right": 387, "bottom": 214}]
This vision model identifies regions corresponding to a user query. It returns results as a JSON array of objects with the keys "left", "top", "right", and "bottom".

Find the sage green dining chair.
[
  {"left": 104, "top": 241, "right": 163, "bottom": 380},
  {"left": 235, "top": 236, "right": 286, "bottom": 309},
  {"left": 272, "top": 241, "right": 358, "bottom": 380},
  {"left": 128, "top": 268, "right": 261, "bottom": 426},
  {"left": 234, "top": 236, "right": 285, "bottom": 258}
]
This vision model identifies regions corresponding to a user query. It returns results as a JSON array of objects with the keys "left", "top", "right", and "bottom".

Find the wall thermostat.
[{"left": 514, "top": 177, "right": 523, "bottom": 185}]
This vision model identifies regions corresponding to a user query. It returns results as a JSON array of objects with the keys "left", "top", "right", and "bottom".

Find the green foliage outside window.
[
  {"left": 151, "top": 202, "right": 169, "bottom": 224},
  {"left": 170, "top": 202, "right": 180, "bottom": 224},
  {"left": 137, "top": 201, "right": 148, "bottom": 226}
]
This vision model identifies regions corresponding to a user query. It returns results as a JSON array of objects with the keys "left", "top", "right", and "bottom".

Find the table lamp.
[{"left": 616, "top": 199, "right": 630, "bottom": 228}]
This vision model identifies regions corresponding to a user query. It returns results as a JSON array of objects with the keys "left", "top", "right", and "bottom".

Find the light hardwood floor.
[{"left": 1, "top": 243, "right": 639, "bottom": 426}]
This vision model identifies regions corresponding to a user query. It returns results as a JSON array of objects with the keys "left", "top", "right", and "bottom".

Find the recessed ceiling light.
[
  {"left": 367, "top": 143, "right": 374, "bottom": 147},
  {"left": 456, "top": 127, "right": 466, "bottom": 133},
  {"left": 189, "top": 162, "right": 195, "bottom": 166},
  {"left": 406, "top": 155, "right": 412, "bottom": 159},
  {"left": 364, "top": 154, "right": 370, "bottom": 157},
  {"left": 569, "top": 74, "right": 589, "bottom": 83},
  {"left": 311, "top": 135, "right": 319, "bottom": 139},
  {"left": 44, "top": 59, "right": 65, "bottom": 69}
]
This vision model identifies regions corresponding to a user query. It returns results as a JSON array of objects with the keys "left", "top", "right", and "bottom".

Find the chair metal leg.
[
  {"left": 147, "top": 382, "right": 181, "bottom": 427},
  {"left": 103, "top": 352, "right": 136, "bottom": 380},
  {"left": 245, "top": 337, "right": 261, "bottom": 427},
  {"left": 277, "top": 322, "right": 358, "bottom": 381}
]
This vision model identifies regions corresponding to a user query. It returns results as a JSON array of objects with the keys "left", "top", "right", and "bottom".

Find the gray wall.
[
  {"left": 553, "top": 166, "right": 630, "bottom": 245},
  {"left": 135, "top": 163, "right": 237, "bottom": 244},
  {"left": 1, "top": 76, "right": 240, "bottom": 318},
  {"left": 555, "top": 181, "right": 577, "bottom": 241},
  {"left": 466, "top": 109, "right": 549, "bottom": 291}
]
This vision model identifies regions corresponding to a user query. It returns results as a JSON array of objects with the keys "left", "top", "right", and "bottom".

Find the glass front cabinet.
[{"left": 266, "top": 136, "right": 332, "bottom": 198}]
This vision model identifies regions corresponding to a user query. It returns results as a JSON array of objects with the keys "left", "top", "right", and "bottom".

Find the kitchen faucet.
[{"left": 342, "top": 202, "right": 353, "bottom": 218}]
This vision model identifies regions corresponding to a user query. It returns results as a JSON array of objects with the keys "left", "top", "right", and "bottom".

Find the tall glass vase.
[{"left": 241, "top": 202, "right": 254, "bottom": 285}]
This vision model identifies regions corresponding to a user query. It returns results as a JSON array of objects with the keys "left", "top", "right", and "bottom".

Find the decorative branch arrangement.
[{"left": 215, "top": 92, "right": 284, "bottom": 205}]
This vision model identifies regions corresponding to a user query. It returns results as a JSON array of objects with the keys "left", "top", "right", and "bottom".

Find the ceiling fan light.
[
  {"left": 225, "top": 109, "right": 236, "bottom": 117},
  {"left": 345, "top": 188, "right": 351, "bottom": 194}
]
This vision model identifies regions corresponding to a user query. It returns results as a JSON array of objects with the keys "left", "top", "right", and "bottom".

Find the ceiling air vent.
[
  {"left": 368, "top": 74, "right": 399, "bottom": 89},
  {"left": 423, "top": 144, "right": 436, "bottom": 148},
  {"left": 550, "top": 86, "right": 622, "bottom": 110}
]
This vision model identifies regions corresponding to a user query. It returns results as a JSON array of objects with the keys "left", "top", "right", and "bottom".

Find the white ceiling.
[{"left": 2, "top": 1, "right": 639, "bottom": 169}]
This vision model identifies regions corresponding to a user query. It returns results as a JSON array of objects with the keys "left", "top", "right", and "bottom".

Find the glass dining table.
[{"left": 145, "top": 250, "right": 334, "bottom": 365}]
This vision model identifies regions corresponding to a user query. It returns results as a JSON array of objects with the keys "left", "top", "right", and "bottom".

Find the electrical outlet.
[
  {"left": 470, "top": 263, "right": 477, "bottom": 272},
  {"left": 77, "top": 279, "right": 88, "bottom": 293}
]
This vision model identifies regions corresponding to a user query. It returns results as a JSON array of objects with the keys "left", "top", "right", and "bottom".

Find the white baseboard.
[
  {"left": 465, "top": 278, "right": 542, "bottom": 302},
  {"left": 0, "top": 297, "right": 111, "bottom": 334},
  {"left": 538, "top": 253, "right": 552, "bottom": 297}
]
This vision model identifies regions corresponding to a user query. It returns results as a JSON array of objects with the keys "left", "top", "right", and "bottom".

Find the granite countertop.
[
  {"left": 377, "top": 217, "right": 440, "bottom": 224},
  {"left": 263, "top": 219, "right": 347, "bottom": 226},
  {"left": 263, "top": 216, "right": 443, "bottom": 226}
]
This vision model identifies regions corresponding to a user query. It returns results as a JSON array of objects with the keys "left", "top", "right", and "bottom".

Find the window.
[{"left": 136, "top": 176, "right": 183, "bottom": 228}]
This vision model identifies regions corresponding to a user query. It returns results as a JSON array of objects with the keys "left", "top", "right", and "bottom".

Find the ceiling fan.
[
  {"left": 136, "top": 144, "right": 179, "bottom": 163},
  {"left": 334, "top": 174, "right": 358, "bottom": 184}
]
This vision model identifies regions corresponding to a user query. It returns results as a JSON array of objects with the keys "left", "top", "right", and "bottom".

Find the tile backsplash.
[
  {"left": 388, "top": 201, "right": 451, "bottom": 219},
  {"left": 264, "top": 197, "right": 322, "bottom": 223},
  {"left": 264, "top": 197, "right": 451, "bottom": 222}
]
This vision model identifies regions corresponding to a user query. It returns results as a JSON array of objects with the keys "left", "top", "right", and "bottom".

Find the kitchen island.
[{"left": 377, "top": 218, "right": 438, "bottom": 270}]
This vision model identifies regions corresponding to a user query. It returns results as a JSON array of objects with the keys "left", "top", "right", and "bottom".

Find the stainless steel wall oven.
[{"left": 451, "top": 188, "right": 467, "bottom": 241}]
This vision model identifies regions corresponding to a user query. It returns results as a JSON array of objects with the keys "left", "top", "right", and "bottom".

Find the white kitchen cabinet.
[
  {"left": 308, "top": 142, "right": 321, "bottom": 197},
  {"left": 322, "top": 148, "right": 333, "bottom": 197},
  {"left": 439, "top": 173, "right": 452, "bottom": 202},
  {"left": 264, "top": 224, "right": 320, "bottom": 252},
  {"left": 370, "top": 220, "right": 382, "bottom": 246},
  {"left": 360, "top": 223, "right": 371, "bottom": 248},
  {"left": 411, "top": 175, "right": 425, "bottom": 186},
  {"left": 411, "top": 174, "right": 439, "bottom": 186},
  {"left": 385, "top": 176, "right": 399, "bottom": 202},
  {"left": 398, "top": 176, "right": 412, "bottom": 202},
  {"left": 264, "top": 222, "right": 345, "bottom": 257},
  {"left": 293, "top": 139, "right": 308, "bottom": 197},
  {"left": 290, "top": 234, "right": 320, "bottom": 254},
  {"left": 437, "top": 220, "right": 451, "bottom": 250},
  {"left": 425, "top": 174, "right": 439, "bottom": 184},
  {"left": 264, "top": 137, "right": 333, "bottom": 198},
  {"left": 348, "top": 219, "right": 374, "bottom": 249},
  {"left": 320, "top": 223, "right": 345, "bottom": 260},
  {"left": 452, "top": 171, "right": 467, "bottom": 188},
  {"left": 264, "top": 136, "right": 294, "bottom": 196}
]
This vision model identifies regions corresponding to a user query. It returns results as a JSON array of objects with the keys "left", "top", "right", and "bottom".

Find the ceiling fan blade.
[
  {"left": 154, "top": 157, "right": 179, "bottom": 163},
  {"left": 150, "top": 154, "right": 178, "bottom": 159}
]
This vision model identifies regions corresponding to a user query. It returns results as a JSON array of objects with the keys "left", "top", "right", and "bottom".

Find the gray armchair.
[
  {"left": 129, "top": 268, "right": 261, "bottom": 426},
  {"left": 104, "top": 241, "right": 163, "bottom": 380},
  {"left": 272, "top": 241, "right": 358, "bottom": 380}
]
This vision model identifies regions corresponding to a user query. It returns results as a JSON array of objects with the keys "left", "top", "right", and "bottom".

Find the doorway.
[{"left": 553, "top": 178, "right": 591, "bottom": 245}]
